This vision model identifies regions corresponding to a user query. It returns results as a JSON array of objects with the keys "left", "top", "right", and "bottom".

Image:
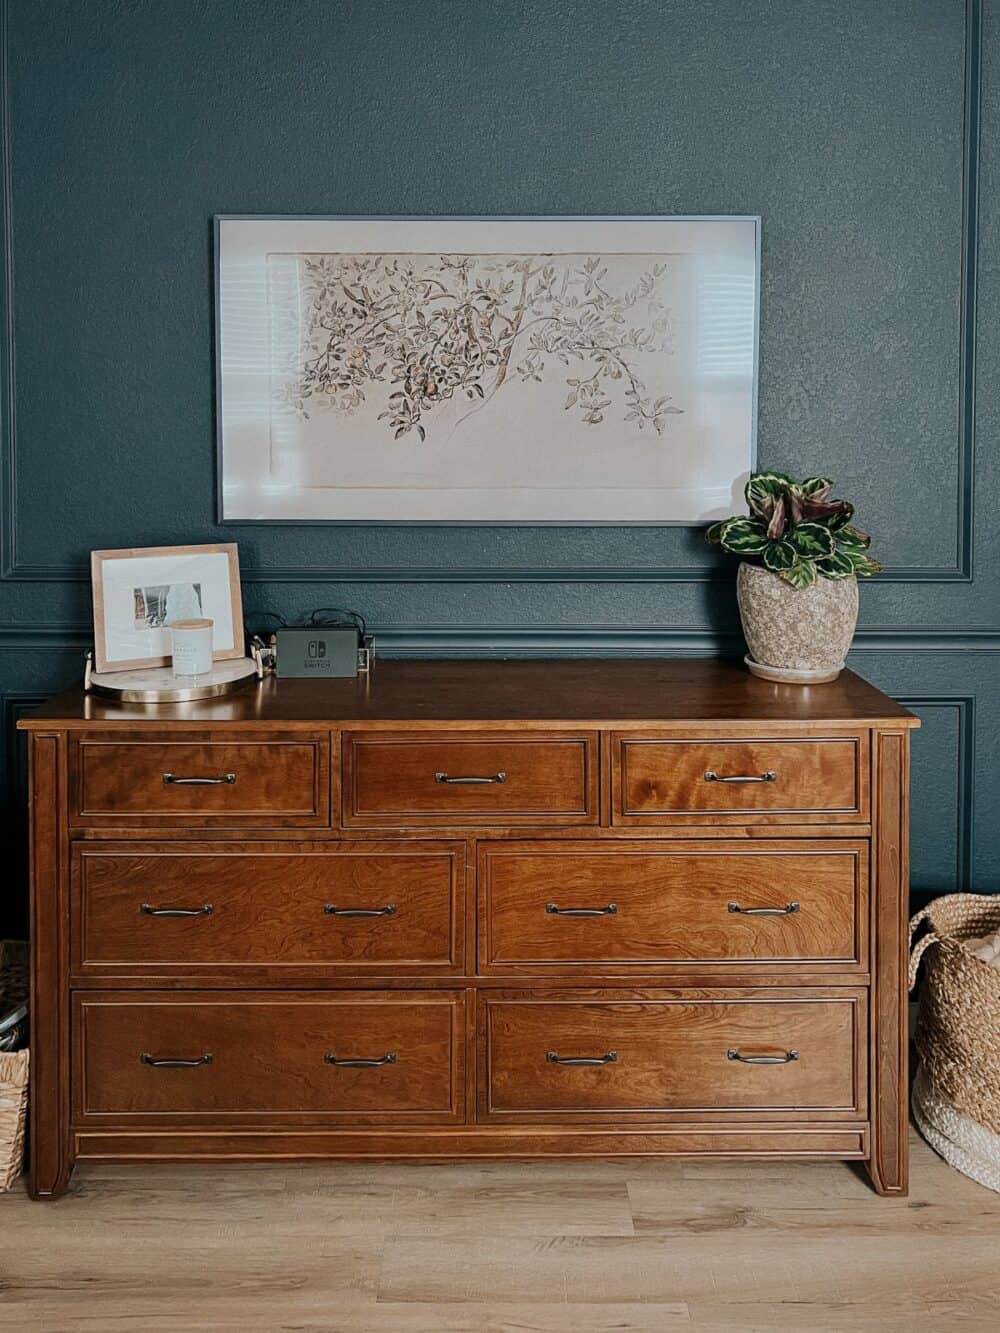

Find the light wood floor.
[{"left": 1, "top": 1129, "right": 998, "bottom": 1332}]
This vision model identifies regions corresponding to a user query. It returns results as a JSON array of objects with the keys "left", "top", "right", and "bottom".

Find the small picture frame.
[{"left": 90, "top": 543, "right": 245, "bottom": 673}]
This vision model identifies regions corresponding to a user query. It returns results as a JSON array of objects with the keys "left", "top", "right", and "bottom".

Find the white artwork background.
[
  {"left": 102, "top": 553, "right": 237, "bottom": 667},
  {"left": 218, "top": 218, "right": 758, "bottom": 521}
]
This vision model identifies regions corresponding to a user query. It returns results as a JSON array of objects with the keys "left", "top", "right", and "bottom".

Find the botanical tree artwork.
[{"left": 272, "top": 252, "right": 683, "bottom": 444}]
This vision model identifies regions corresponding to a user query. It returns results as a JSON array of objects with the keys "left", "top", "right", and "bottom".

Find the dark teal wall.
[{"left": 1, "top": 0, "right": 996, "bottom": 935}]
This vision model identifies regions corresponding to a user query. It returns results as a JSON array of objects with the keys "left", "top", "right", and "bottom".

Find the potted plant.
[{"left": 707, "top": 473, "right": 881, "bottom": 683}]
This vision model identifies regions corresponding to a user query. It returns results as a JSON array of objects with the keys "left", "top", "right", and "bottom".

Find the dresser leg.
[
  {"left": 865, "top": 1153, "right": 907, "bottom": 1197},
  {"left": 27, "top": 733, "right": 73, "bottom": 1201},
  {"left": 27, "top": 1152, "right": 73, "bottom": 1200},
  {"left": 868, "top": 729, "right": 911, "bottom": 1198}
]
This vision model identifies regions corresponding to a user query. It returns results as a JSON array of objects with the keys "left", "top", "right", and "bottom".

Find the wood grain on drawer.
[
  {"left": 343, "top": 732, "right": 598, "bottom": 826},
  {"left": 72, "top": 841, "right": 465, "bottom": 975},
  {"left": 74, "top": 990, "right": 465, "bottom": 1122},
  {"left": 613, "top": 734, "right": 867, "bottom": 824},
  {"left": 70, "top": 734, "right": 330, "bottom": 827},
  {"left": 481, "top": 990, "right": 866, "bottom": 1119},
  {"left": 478, "top": 840, "right": 867, "bottom": 973}
]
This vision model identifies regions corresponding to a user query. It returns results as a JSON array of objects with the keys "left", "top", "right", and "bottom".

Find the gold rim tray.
[{"left": 85, "top": 656, "right": 262, "bottom": 704}]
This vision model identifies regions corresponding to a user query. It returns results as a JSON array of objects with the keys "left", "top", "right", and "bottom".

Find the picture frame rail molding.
[
  {"left": 1, "top": 624, "right": 999, "bottom": 655},
  {"left": 0, "top": 561, "right": 982, "bottom": 585}
]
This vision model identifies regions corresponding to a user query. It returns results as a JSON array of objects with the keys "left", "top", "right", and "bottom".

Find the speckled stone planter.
[{"left": 736, "top": 562, "right": 859, "bottom": 684}]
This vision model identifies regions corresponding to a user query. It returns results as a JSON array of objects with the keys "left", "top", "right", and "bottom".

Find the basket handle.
[{"left": 908, "top": 905, "right": 944, "bottom": 991}]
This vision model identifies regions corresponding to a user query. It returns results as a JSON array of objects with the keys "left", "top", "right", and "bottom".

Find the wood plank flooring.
[{"left": 1, "top": 1130, "right": 997, "bottom": 1332}]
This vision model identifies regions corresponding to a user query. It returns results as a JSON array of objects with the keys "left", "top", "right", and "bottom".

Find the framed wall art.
[
  {"left": 215, "top": 216, "right": 760, "bottom": 524},
  {"left": 91, "top": 543, "right": 245, "bottom": 672}
]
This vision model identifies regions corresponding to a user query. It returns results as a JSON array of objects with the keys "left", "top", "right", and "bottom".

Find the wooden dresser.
[{"left": 19, "top": 659, "right": 918, "bottom": 1199}]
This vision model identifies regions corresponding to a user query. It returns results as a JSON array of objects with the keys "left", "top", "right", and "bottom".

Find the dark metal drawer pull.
[
  {"left": 324, "top": 1052, "right": 397, "bottom": 1068},
  {"left": 546, "top": 1050, "right": 618, "bottom": 1066},
  {"left": 162, "top": 772, "right": 237, "bottom": 786},
  {"left": 140, "top": 903, "right": 214, "bottom": 918},
  {"left": 727, "top": 1048, "right": 799, "bottom": 1065},
  {"left": 546, "top": 902, "right": 618, "bottom": 917},
  {"left": 140, "top": 1053, "right": 214, "bottom": 1069},
  {"left": 704, "top": 770, "right": 777, "bottom": 784},
  {"left": 324, "top": 904, "right": 397, "bottom": 918},
  {"left": 434, "top": 771, "right": 507, "bottom": 785},
  {"left": 727, "top": 901, "right": 800, "bottom": 916}
]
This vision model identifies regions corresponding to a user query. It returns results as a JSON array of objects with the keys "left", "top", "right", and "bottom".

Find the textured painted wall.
[{"left": 1, "top": 0, "right": 996, "bottom": 936}]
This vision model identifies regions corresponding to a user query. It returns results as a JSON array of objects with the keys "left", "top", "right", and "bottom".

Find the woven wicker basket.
[
  {"left": 909, "top": 893, "right": 1000, "bottom": 1192},
  {"left": 0, "top": 940, "right": 28, "bottom": 1191},
  {"left": 0, "top": 1049, "right": 28, "bottom": 1192}
]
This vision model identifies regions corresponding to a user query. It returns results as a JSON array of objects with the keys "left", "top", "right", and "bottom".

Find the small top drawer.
[
  {"left": 70, "top": 733, "right": 330, "bottom": 828},
  {"left": 613, "top": 734, "right": 867, "bottom": 825},
  {"left": 343, "top": 732, "right": 598, "bottom": 827}
]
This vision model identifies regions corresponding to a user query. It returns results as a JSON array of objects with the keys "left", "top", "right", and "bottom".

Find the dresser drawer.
[
  {"left": 74, "top": 990, "right": 465, "bottom": 1122},
  {"left": 343, "top": 732, "right": 598, "bottom": 826},
  {"left": 72, "top": 841, "right": 465, "bottom": 975},
  {"left": 613, "top": 734, "right": 867, "bottom": 825},
  {"left": 70, "top": 733, "right": 330, "bottom": 828},
  {"left": 479, "top": 840, "right": 867, "bottom": 973},
  {"left": 481, "top": 990, "right": 866, "bottom": 1120}
]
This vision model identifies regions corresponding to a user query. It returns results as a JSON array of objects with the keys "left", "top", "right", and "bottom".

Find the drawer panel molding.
[
  {"left": 613, "top": 734, "right": 868, "bottom": 825},
  {"left": 70, "top": 733, "right": 331, "bottom": 828},
  {"left": 481, "top": 989, "right": 867, "bottom": 1121},
  {"left": 478, "top": 840, "right": 868, "bottom": 973},
  {"left": 72, "top": 841, "right": 465, "bottom": 975},
  {"left": 75, "top": 990, "right": 466, "bottom": 1123},
  {"left": 343, "top": 731, "right": 598, "bottom": 826}
]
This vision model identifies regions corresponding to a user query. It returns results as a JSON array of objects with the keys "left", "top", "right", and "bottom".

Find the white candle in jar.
[{"left": 170, "top": 618, "right": 214, "bottom": 676}]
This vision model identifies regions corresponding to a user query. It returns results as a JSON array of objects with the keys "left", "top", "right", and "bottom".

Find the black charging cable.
[{"left": 249, "top": 608, "right": 367, "bottom": 639}]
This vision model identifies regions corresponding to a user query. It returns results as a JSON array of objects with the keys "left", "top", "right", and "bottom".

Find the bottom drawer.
[
  {"left": 482, "top": 990, "right": 867, "bottom": 1120},
  {"left": 75, "top": 990, "right": 465, "bottom": 1123}
]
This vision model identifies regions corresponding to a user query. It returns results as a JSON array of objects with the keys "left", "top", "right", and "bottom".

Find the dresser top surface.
[{"left": 21, "top": 658, "right": 918, "bottom": 729}]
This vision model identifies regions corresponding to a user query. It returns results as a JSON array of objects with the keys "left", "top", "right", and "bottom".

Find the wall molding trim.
[
  {"left": 955, "top": 0, "right": 982, "bottom": 583},
  {"left": 896, "top": 694, "right": 975, "bottom": 894},
  {"left": 2, "top": 623, "right": 999, "bottom": 657},
  {"left": 0, "top": 0, "right": 983, "bottom": 587},
  {"left": 0, "top": 0, "right": 15, "bottom": 583}
]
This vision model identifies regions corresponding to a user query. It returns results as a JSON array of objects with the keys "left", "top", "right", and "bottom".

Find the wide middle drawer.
[
  {"left": 74, "top": 990, "right": 465, "bottom": 1122},
  {"left": 71, "top": 841, "right": 466, "bottom": 975},
  {"left": 479, "top": 840, "right": 867, "bottom": 973}
]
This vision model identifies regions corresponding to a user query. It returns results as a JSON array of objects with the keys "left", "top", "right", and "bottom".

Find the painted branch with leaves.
[{"left": 276, "top": 253, "right": 682, "bottom": 443}]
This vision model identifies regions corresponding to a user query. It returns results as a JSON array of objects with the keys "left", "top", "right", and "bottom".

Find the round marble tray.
[{"left": 87, "top": 657, "right": 261, "bottom": 703}]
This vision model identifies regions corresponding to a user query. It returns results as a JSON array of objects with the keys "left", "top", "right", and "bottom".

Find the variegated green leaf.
[
  {"left": 744, "top": 473, "right": 792, "bottom": 518},
  {"left": 717, "top": 518, "right": 768, "bottom": 554},
  {"left": 762, "top": 539, "right": 797, "bottom": 571},
  {"left": 836, "top": 525, "right": 871, "bottom": 550},
  {"left": 705, "top": 520, "right": 727, "bottom": 545},
  {"left": 788, "top": 522, "right": 835, "bottom": 558},
  {"left": 780, "top": 560, "right": 818, "bottom": 589},
  {"left": 850, "top": 553, "right": 882, "bottom": 577},
  {"left": 818, "top": 550, "right": 857, "bottom": 580}
]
